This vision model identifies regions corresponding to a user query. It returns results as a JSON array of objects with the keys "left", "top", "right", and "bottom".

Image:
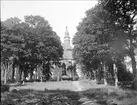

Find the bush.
[
  {"left": 24, "top": 79, "right": 34, "bottom": 82},
  {"left": 1, "top": 80, "right": 4, "bottom": 84},
  {"left": 44, "top": 88, "right": 49, "bottom": 91},
  {"left": 11, "top": 89, "right": 18, "bottom": 93},
  {"left": 18, "top": 80, "right": 23, "bottom": 84},
  {"left": 1, "top": 84, "right": 10, "bottom": 92},
  {"left": 35, "top": 79, "right": 41, "bottom": 82},
  {"left": 7, "top": 79, "right": 15, "bottom": 84},
  {"left": 117, "top": 63, "right": 134, "bottom": 82},
  {"left": 61, "top": 75, "right": 73, "bottom": 81},
  {"left": 1, "top": 98, "right": 15, "bottom": 105}
]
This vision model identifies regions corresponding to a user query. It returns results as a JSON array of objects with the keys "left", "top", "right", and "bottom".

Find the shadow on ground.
[
  {"left": 80, "top": 88, "right": 137, "bottom": 105},
  {"left": 1, "top": 81, "right": 137, "bottom": 105},
  {"left": 1, "top": 89, "right": 82, "bottom": 105}
]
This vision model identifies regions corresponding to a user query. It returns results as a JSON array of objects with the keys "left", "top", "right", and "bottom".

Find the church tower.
[
  {"left": 62, "top": 26, "right": 73, "bottom": 67},
  {"left": 63, "top": 26, "right": 72, "bottom": 50}
]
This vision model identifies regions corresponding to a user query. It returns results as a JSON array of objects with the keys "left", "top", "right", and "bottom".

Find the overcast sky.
[{"left": 1, "top": 1, "right": 98, "bottom": 44}]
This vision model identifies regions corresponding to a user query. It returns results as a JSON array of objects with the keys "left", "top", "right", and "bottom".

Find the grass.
[
  {"left": 1, "top": 89, "right": 81, "bottom": 105},
  {"left": 1, "top": 81, "right": 137, "bottom": 105},
  {"left": 2, "top": 88, "right": 137, "bottom": 105},
  {"left": 1, "top": 84, "right": 10, "bottom": 92},
  {"left": 81, "top": 88, "right": 137, "bottom": 105}
]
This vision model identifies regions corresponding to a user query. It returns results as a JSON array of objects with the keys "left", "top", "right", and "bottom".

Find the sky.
[{"left": 1, "top": 0, "right": 98, "bottom": 45}]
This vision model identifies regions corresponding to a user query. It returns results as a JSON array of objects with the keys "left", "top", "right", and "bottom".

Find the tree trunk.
[
  {"left": 12, "top": 63, "right": 15, "bottom": 82},
  {"left": 23, "top": 70, "right": 27, "bottom": 84},
  {"left": 94, "top": 71, "right": 97, "bottom": 83},
  {"left": 30, "top": 71, "right": 33, "bottom": 81},
  {"left": 103, "top": 63, "right": 107, "bottom": 85},
  {"left": 40, "top": 67, "right": 43, "bottom": 83},
  {"left": 35, "top": 67, "right": 37, "bottom": 81},
  {"left": 130, "top": 54, "right": 137, "bottom": 89},
  {"left": 15, "top": 67, "right": 19, "bottom": 83},
  {"left": 130, "top": 51, "right": 137, "bottom": 77},
  {"left": 3, "top": 62, "right": 11, "bottom": 84},
  {"left": 72, "top": 69, "right": 75, "bottom": 81},
  {"left": 4, "top": 66, "right": 7, "bottom": 85},
  {"left": 129, "top": 36, "right": 137, "bottom": 89},
  {"left": 41, "top": 76, "right": 43, "bottom": 83},
  {"left": 18, "top": 67, "right": 23, "bottom": 84},
  {"left": 57, "top": 76, "right": 60, "bottom": 81},
  {"left": 2, "top": 63, "right": 6, "bottom": 84},
  {"left": 113, "top": 63, "right": 118, "bottom": 88}
]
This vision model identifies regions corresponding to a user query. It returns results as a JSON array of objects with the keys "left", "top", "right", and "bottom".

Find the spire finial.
[{"left": 66, "top": 26, "right": 68, "bottom": 30}]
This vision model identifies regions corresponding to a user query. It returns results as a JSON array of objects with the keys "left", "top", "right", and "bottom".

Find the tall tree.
[
  {"left": 1, "top": 15, "right": 63, "bottom": 83},
  {"left": 101, "top": 0, "right": 137, "bottom": 89},
  {"left": 73, "top": 1, "right": 134, "bottom": 87},
  {"left": 24, "top": 15, "right": 63, "bottom": 80},
  {"left": 1, "top": 21, "right": 23, "bottom": 83}
]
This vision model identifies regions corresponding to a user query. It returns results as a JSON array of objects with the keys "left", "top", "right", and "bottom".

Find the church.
[
  {"left": 61, "top": 27, "right": 85, "bottom": 78},
  {"left": 51, "top": 26, "right": 74, "bottom": 80},
  {"left": 61, "top": 26, "right": 74, "bottom": 68},
  {"left": 51, "top": 26, "right": 83, "bottom": 80}
]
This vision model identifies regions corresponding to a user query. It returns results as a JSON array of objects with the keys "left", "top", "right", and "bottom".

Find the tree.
[
  {"left": 1, "top": 21, "right": 22, "bottom": 84},
  {"left": 3, "top": 17, "right": 21, "bottom": 29},
  {"left": 73, "top": 3, "right": 114, "bottom": 85},
  {"left": 23, "top": 15, "right": 63, "bottom": 80},
  {"left": 1, "top": 15, "right": 63, "bottom": 83},
  {"left": 101, "top": 0, "right": 137, "bottom": 89},
  {"left": 2, "top": 18, "right": 23, "bottom": 82},
  {"left": 73, "top": 1, "right": 135, "bottom": 88}
]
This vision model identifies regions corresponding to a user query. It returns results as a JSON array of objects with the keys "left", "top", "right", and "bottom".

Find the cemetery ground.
[{"left": 1, "top": 80, "right": 137, "bottom": 105}]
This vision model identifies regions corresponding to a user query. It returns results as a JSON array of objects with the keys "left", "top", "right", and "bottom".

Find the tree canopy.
[
  {"left": 1, "top": 15, "right": 63, "bottom": 82},
  {"left": 73, "top": 0, "right": 137, "bottom": 88}
]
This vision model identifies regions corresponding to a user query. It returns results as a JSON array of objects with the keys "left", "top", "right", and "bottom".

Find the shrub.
[
  {"left": 1, "top": 80, "right": 4, "bottom": 84},
  {"left": 1, "top": 84, "right": 10, "bottom": 92},
  {"left": 44, "top": 88, "right": 49, "bottom": 91},
  {"left": 1, "top": 98, "right": 15, "bottom": 105},
  {"left": 35, "top": 79, "right": 41, "bottom": 82},
  {"left": 11, "top": 89, "right": 18, "bottom": 93},
  {"left": 7, "top": 79, "right": 15, "bottom": 84}
]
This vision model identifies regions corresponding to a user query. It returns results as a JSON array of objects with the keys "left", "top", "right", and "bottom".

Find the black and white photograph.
[{"left": 1, "top": 0, "right": 137, "bottom": 105}]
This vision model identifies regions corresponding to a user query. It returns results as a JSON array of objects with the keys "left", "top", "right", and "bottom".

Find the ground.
[{"left": 1, "top": 80, "right": 137, "bottom": 105}]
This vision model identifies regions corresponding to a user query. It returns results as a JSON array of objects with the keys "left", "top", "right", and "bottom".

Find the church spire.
[{"left": 64, "top": 26, "right": 70, "bottom": 38}]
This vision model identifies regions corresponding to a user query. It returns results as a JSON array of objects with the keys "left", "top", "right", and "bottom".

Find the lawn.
[
  {"left": 1, "top": 89, "right": 81, "bottom": 105},
  {"left": 80, "top": 88, "right": 137, "bottom": 105},
  {"left": 1, "top": 80, "right": 137, "bottom": 105}
]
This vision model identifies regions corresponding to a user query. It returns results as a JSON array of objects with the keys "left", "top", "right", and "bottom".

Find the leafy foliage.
[
  {"left": 1, "top": 15, "right": 63, "bottom": 82},
  {"left": 1, "top": 84, "right": 10, "bottom": 93},
  {"left": 1, "top": 89, "right": 81, "bottom": 105},
  {"left": 73, "top": 0, "right": 137, "bottom": 85}
]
